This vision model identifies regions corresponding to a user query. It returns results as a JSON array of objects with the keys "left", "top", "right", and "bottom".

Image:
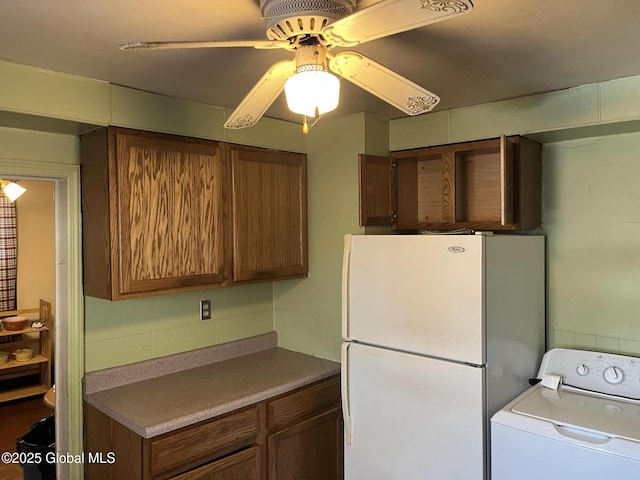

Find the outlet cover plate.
[{"left": 200, "top": 300, "right": 211, "bottom": 320}]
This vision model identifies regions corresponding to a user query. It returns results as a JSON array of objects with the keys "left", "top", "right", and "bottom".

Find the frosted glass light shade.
[
  {"left": 0, "top": 180, "right": 26, "bottom": 202},
  {"left": 284, "top": 70, "right": 340, "bottom": 117}
]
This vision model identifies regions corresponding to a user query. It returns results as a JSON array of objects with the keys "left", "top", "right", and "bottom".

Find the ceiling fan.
[{"left": 120, "top": 0, "right": 474, "bottom": 132}]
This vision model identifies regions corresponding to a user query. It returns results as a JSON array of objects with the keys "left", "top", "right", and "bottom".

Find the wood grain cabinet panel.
[
  {"left": 358, "top": 154, "right": 392, "bottom": 226},
  {"left": 266, "top": 376, "right": 343, "bottom": 480},
  {"left": 359, "top": 135, "right": 542, "bottom": 232},
  {"left": 81, "top": 128, "right": 309, "bottom": 299},
  {"left": 267, "top": 376, "right": 341, "bottom": 430},
  {"left": 228, "top": 144, "right": 308, "bottom": 283},
  {"left": 84, "top": 403, "right": 143, "bottom": 480},
  {"left": 268, "top": 409, "right": 343, "bottom": 480},
  {"left": 80, "top": 127, "right": 228, "bottom": 300},
  {"left": 148, "top": 406, "right": 259, "bottom": 479},
  {"left": 169, "top": 447, "right": 261, "bottom": 480}
]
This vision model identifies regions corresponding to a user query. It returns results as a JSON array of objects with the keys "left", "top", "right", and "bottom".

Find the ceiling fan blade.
[
  {"left": 323, "top": 0, "right": 473, "bottom": 47},
  {"left": 329, "top": 51, "right": 439, "bottom": 115},
  {"left": 119, "top": 40, "right": 289, "bottom": 50},
  {"left": 224, "top": 60, "right": 296, "bottom": 129}
]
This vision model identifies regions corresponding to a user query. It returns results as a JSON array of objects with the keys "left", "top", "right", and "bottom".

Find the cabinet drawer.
[
  {"left": 169, "top": 447, "right": 261, "bottom": 480},
  {"left": 150, "top": 406, "right": 258, "bottom": 478},
  {"left": 267, "top": 376, "right": 340, "bottom": 430}
]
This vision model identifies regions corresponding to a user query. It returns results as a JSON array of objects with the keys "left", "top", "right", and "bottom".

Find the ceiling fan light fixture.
[
  {"left": 123, "top": 0, "right": 475, "bottom": 130},
  {"left": 284, "top": 68, "right": 340, "bottom": 117},
  {"left": 0, "top": 179, "right": 26, "bottom": 202}
]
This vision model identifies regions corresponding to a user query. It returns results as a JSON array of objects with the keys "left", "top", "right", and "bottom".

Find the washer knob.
[
  {"left": 576, "top": 364, "right": 589, "bottom": 376},
  {"left": 603, "top": 366, "right": 625, "bottom": 384}
]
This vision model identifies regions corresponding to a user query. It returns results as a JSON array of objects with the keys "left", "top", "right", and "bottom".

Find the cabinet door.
[
  {"left": 116, "top": 130, "right": 227, "bottom": 297},
  {"left": 268, "top": 409, "right": 343, "bottom": 480},
  {"left": 229, "top": 145, "right": 307, "bottom": 282},
  {"left": 358, "top": 154, "right": 391, "bottom": 226}
]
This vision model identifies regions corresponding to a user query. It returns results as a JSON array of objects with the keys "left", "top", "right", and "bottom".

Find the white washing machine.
[{"left": 491, "top": 348, "right": 640, "bottom": 480}]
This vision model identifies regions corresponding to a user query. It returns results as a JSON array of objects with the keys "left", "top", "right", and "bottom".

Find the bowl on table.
[{"left": 2, "top": 316, "right": 28, "bottom": 331}]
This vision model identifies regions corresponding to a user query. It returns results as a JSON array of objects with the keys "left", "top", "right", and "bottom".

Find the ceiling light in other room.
[{"left": 0, "top": 179, "right": 26, "bottom": 202}]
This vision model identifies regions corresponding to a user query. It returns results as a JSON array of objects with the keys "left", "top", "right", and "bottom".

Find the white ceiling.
[{"left": 1, "top": 0, "right": 639, "bottom": 126}]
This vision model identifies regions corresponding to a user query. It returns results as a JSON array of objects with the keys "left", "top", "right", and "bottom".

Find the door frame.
[{"left": 0, "top": 160, "right": 84, "bottom": 480}]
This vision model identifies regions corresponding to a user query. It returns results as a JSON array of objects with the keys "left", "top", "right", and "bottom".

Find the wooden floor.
[{"left": 0, "top": 396, "right": 53, "bottom": 480}]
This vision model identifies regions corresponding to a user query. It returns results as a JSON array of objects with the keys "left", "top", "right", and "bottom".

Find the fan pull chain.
[{"left": 302, "top": 116, "right": 309, "bottom": 135}]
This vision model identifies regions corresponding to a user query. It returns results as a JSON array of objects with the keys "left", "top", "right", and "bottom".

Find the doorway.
[
  {"left": 0, "top": 179, "right": 55, "bottom": 478},
  {"left": 0, "top": 162, "right": 83, "bottom": 480}
]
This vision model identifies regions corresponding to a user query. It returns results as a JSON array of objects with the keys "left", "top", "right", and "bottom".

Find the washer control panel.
[{"left": 537, "top": 348, "right": 640, "bottom": 399}]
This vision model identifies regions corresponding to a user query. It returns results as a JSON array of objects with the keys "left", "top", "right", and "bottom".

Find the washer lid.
[{"left": 512, "top": 386, "right": 640, "bottom": 442}]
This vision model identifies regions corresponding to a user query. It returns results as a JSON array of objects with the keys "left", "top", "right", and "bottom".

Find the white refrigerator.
[{"left": 341, "top": 233, "right": 545, "bottom": 480}]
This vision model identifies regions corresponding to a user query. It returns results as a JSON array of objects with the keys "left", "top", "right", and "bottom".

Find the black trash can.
[{"left": 16, "top": 414, "right": 56, "bottom": 480}]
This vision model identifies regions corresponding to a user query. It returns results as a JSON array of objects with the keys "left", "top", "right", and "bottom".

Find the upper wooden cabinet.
[
  {"left": 228, "top": 144, "right": 308, "bottom": 283},
  {"left": 81, "top": 127, "right": 228, "bottom": 300},
  {"left": 80, "top": 128, "right": 308, "bottom": 300},
  {"left": 359, "top": 135, "right": 542, "bottom": 231}
]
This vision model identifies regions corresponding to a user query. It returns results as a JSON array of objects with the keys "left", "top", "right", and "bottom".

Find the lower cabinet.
[
  {"left": 268, "top": 410, "right": 342, "bottom": 480},
  {"left": 84, "top": 375, "right": 342, "bottom": 480}
]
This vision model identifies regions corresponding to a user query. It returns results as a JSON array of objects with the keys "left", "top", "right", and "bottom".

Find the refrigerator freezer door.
[
  {"left": 343, "top": 342, "right": 486, "bottom": 480},
  {"left": 343, "top": 234, "right": 484, "bottom": 364}
]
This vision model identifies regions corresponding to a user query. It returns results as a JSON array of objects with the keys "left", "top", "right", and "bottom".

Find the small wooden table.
[{"left": 43, "top": 386, "right": 55, "bottom": 409}]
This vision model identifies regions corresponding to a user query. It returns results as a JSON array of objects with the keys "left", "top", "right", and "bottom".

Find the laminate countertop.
[{"left": 84, "top": 336, "right": 340, "bottom": 439}]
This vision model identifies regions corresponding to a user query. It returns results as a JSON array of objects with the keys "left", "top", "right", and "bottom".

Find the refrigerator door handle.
[
  {"left": 341, "top": 342, "right": 353, "bottom": 445},
  {"left": 341, "top": 234, "right": 353, "bottom": 341}
]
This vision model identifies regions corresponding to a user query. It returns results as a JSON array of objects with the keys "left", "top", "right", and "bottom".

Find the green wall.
[
  {"left": 84, "top": 285, "right": 274, "bottom": 370},
  {"left": 273, "top": 114, "right": 389, "bottom": 360},
  {"left": 543, "top": 134, "right": 640, "bottom": 354},
  {"left": 387, "top": 75, "right": 640, "bottom": 356},
  {"left": 3, "top": 59, "right": 640, "bottom": 374},
  {"left": 0, "top": 60, "right": 307, "bottom": 373}
]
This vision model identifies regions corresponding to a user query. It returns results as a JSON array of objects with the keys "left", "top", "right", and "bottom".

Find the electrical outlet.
[{"left": 200, "top": 300, "right": 211, "bottom": 320}]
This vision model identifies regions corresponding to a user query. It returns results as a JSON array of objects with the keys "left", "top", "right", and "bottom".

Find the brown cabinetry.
[
  {"left": 359, "top": 135, "right": 542, "bottom": 231},
  {"left": 149, "top": 406, "right": 259, "bottom": 479},
  {"left": 80, "top": 128, "right": 308, "bottom": 300},
  {"left": 84, "top": 375, "right": 342, "bottom": 480},
  {"left": 170, "top": 448, "right": 260, "bottom": 480},
  {"left": 266, "top": 376, "right": 342, "bottom": 480},
  {"left": 81, "top": 127, "right": 228, "bottom": 300},
  {"left": 228, "top": 145, "right": 307, "bottom": 283},
  {"left": 268, "top": 410, "right": 342, "bottom": 480}
]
